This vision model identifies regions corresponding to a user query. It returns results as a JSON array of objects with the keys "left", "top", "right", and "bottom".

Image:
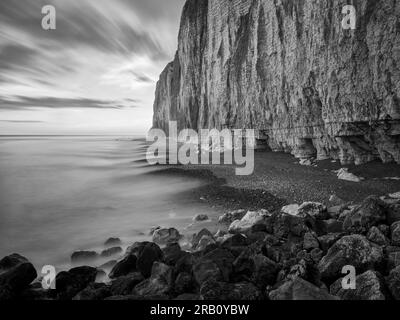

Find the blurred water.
[{"left": 0, "top": 136, "right": 213, "bottom": 271}]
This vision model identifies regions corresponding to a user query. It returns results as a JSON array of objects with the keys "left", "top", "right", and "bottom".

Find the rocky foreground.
[{"left": 1, "top": 192, "right": 400, "bottom": 300}]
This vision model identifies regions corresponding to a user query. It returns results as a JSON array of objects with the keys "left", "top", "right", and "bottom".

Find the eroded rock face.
[{"left": 153, "top": 0, "right": 400, "bottom": 165}]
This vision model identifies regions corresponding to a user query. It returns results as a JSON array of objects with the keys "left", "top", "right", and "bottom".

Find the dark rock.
[
  {"left": 247, "top": 231, "right": 268, "bottom": 244},
  {"left": 200, "top": 280, "right": 261, "bottom": 300},
  {"left": 162, "top": 243, "right": 185, "bottom": 266},
  {"left": 318, "top": 235, "right": 384, "bottom": 281},
  {"left": 386, "top": 247, "right": 400, "bottom": 270},
  {"left": 310, "top": 248, "right": 324, "bottom": 263},
  {"left": 100, "top": 247, "right": 123, "bottom": 258},
  {"left": 152, "top": 228, "right": 181, "bottom": 245},
  {"left": 324, "top": 219, "right": 344, "bottom": 233},
  {"left": 55, "top": 266, "right": 97, "bottom": 300},
  {"left": 73, "top": 283, "right": 111, "bottom": 300},
  {"left": 318, "top": 233, "right": 342, "bottom": 252},
  {"left": 133, "top": 262, "right": 173, "bottom": 297},
  {"left": 343, "top": 196, "right": 387, "bottom": 234},
  {"left": 386, "top": 265, "right": 400, "bottom": 300},
  {"left": 193, "top": 214, "right": 209, "bottom": 222},
  {"left": 269, "top": 277, "right": 338, "bottom": 300},
  {"left": 174, "top": 252, "right": 196, "bottom": 275},
  {"left": 387, "top": 204, "right": 400, "bottom": 225},
  {"left": 391, "top": 221, "right": 400, "bottom": 246},
  {"left": 174, "top": 272, "right": 194, "bottom": 295},
  {"left": 250, "top": 223, "right": 267, "bottom": 233},
  {"left": 221, "top": 233, "right": 248, "bottom": 248},
  {"left": 104, "top": 237, "right": 122, "bottom": 247},
  {"left": 109, "top": 254, "right": 137, "bottom": 279},
  {"left": 252, "top": 254, "right": 278, "bottom": 288},
  {"left": 272, "top": 213, "right": 307, "bottom": 238},
  {"left": 367, "top": 226, "right": 388, "bottom": 246},
  {"left": 192, "top": 228, "right": 214, "bottom": 249},
  {"left": 110, "top": 272, "right": 144, "bottom": 296},
  {"left": 303, "top": 232, "right": 319, "bottom": 251},
  {"left": 136, "top": 242, "right": 163, "bottom": 278},
  {"left": 71, "top": 251, "right": 99, "bottom": 264},
  {"left": 0, "top": 254, "right": 37, "bottom": 300},
  {"left": 330, "top": 271, "right": 386, "bottom": 300}
]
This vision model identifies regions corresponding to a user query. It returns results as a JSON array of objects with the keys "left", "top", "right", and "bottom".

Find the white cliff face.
[{"left": 153, "top": 0, "right": 400, "bottom": 165}]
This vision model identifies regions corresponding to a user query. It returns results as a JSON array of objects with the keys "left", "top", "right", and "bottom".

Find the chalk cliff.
[{"left": 153, "top": 0, "right": 400, "bottom": 165}]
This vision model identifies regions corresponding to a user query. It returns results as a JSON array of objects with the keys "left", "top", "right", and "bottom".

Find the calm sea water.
[{"left": 0, "top": 136, "right": 214, "bottom": 271}]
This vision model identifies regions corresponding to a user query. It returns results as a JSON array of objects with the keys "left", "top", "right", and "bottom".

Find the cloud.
[{"left": 0, "top": 96, "right": 140, "bottom": 110}]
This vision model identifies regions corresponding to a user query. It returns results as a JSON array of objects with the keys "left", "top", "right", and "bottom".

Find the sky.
[{"left": 0, "top": 0, "right": 185, "bottom": 135}]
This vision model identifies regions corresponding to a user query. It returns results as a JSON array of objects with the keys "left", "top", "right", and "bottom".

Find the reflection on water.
[{"left": 0, "top": 136, "right": 214, "bottom": 271}]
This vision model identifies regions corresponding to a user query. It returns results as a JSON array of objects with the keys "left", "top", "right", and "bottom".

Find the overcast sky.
[{"left": 0, "top": 0, "right": 185, "bottom": 135}]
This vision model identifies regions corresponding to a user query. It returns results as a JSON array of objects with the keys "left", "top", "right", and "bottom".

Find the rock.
[
  {"left": 193, "top": 214, "right": 209, "bottom": 222},
  {"left": 303, "top": 232, "right": 319, "bottom": 251},
  {"left": 100, "top": 247, "right": 122, "bottom": 258},
  {"left": 387, "top": 204, "right": 400, "bottom": 225},
  {"left": 193, "top": 249, "right": 234, "bottom": 285},
  {"left": 330, "top": 271, "right": 386, "bottom": 300},
  {"left": 297, "top": 202, "right": 327, "bottom": 219},
  {"left": 318, "top": 235, "right": 383, "bottom": 281},
  {"left": 391, "top": 222, "right": 400, "bottom": 246},
  {"left": 0, "top": 254, "right": 37, "bottom": 300},
  {"left": 218, "top": 210, "right": 246, "bottom": 224},
  {"left": 110, "top": 272, "right": 144, "bottom": 296},
  {"left": 174, "top": 272, "right": 194, "bottom": 295},
  {"left": 269, "top": 278, "right": 338, "bottom": 300},
  {"left": 299, "top": 158, "right": 313, "bottom": 166},
  {"left": 389, "top": 192, "right": 400, "bottom": 199},
  {"left": 336, "top": 168, "right": 363, "bottom": 183},
  {"left": 104, "top": 237, "right": 122, "bottom": 247},
  {"left": 98, "top": 260, "right": 117, "bottom": 271},
  {"left": 162, "top": 243, "right": 185, "bottom": 266},
  {"left": 367, "top": 227, "right": 388, "bottom": 246},
  {"left": 343, "top": 196, "right": 387, "bottom": 234},
  {"left": 152, "top": 228, "right": 182, "bottom": 245},
  {"left": 214, "top": 229, "right": 227, "bottom": 238},
  {"left": 136, "top": 242, "right": 163, "bottom": 278},
  {"left": 109, "top": 254, "right": 137, "bottom": 279},
  {"left": 55, "top": 266, "right": 97, "bottom": 300},
  {"left": 386, "top": 266, "right": 400, "bottom": 300},
  {"left": 324, "top": 219, "right": 344, "bottom": 233},
  {"left": 133, "top": 262, "right": 173, "bottom": 297},
  {"left": 281, "top": 204, "right": 300, "bottom": 216},
  {"left": 329, "top": 195, "right": 345, "bottom": 206},
  {"left": 386, "top": 247, "right": 400, "bottom": 270},
  {"left": 71, "top": 251, "right": 99, "bottom": 264},
  {"left": 229, "top": 210, "right": 269, "bottom": 234},
  {"left": 149, "top": 226, "right": 161, "bottom": 236},
  {"left": 327, "top": 206, "right": 343, "bottom": 219},
  {"left": 252, "top": 254, "right": 279, "bottom": 288},
  {"left": 318, "top": 234, "right": 342, "bottom": 252},
  {"left": 310, "top": 248, "right": 324, "bottom": 263},
  {"left": 221, "top": 233, "right": 248, "bottom": 248},
  {"left": 200, "top": 280, "right": 261, "bottom": 300},
  {"left": 192, "top": 228, "right": 214, "bottom": 249},
  {"left": 73, "top": 283, "right": 111, "bottom": 300},
  {"left": 196, "top": 235, "right": 216, "bottom": 252}
]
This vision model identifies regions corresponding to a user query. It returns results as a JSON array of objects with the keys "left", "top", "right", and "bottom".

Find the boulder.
[
  {"left": 324, "top": 219, "right": 344, "bottom": 233},
  {"left": 318, "top": 235, "right": 383, "bottom": 281},
  {"left": 281, "top": 204, "right": 300, "bottom": 216},
  {"left": 391, "top": 222, "right": 400, "bottom": 246},
  {"left": 218, "top": 210, "right": 246, "bottom": 224},
  {"left": 336, "top": 168, "right": 363, "bottom": 183},
  {"left": 221, "top": 233, "right": 248, "bottom": 248},
  {"left": 387, "top": 204, "right": 400, "bottom": 225},
  {"left": 228, "top": 210, "right": 269, "bottom": 234},
  {"left": 104, "top": 237, "right": 122, "bottom": 247},
  {"left": 110, "top": 272, "right": 144, "bottom": 296},
  {"left": 174, "top": 272, "right": 194, "bottom": 295},
  {"left": 389, "top": 192, "right": 400, "bottom": 199},
  {"left": 192, "top": 228, "right": 214, "bottom": 249},
  {"left": 55, "top": 266, "right": 97, "bottom": 300},
  {"left": 272, "top": 213, "right": 308, "bottom": 238},
  {"left": 152, "top": 228, "right": 182, "bottom": 245},
  {"left": 196, "top": 235, "right": 216, "bottom": 252},
  {"left": 162, "top": 243, "right": 185, "bottom": 266},
  {"left": 193, "top": 214, "right": 209, "bottom": 222},
  {"left": 318, "top": 233, "right": 342, "bottom": 252},
  {"left": 386, "top": 265, "right": 400, "bottom": 299},
  {"left": 297, "top": 202, "right": 328, "bottom": 219},
  {"left": 252, "top": 254, "right": 279, "bottom": 288},
  {"left": 386, "top": 247, "right": 400, "bottom": 270},
  {"left": 343, "top": 196, "right": 387, "bottom": 234},
  {"left": 269, "top": 277, "right": 338, "bottom": 300},
  {"left": 367, "top": 227, "right": 388, "bottom": 246},
  {"left": 73, "top": 283, "right": 111, "bottom": 300},
  {"left": 109, "top": 254, "right": 137, "bottom": 279},
  {"left": 0, "top": 254, "right": 37, "bottom": 300},
  {"left": 136, "top": 242, "right": 163, "bottom": 278},
  {"left": 149, "top": 226, "right": 161, "bottom": 236},
  {"left": 303, "top": 232, "right": 319, "bottom": 251},
  {"left": 133, "top": 262, "right": 173, "bottom": 297},
  {"left": 100, "top": 247, "right": 122, "bottom": 258},
  {"left": 71, "top": 251, "right": 99, "bottom": 264},
  {"left": 330, "top": 271, "right": 387, "bottom": 300}
]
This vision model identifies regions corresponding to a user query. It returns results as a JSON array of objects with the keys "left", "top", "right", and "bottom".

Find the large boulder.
[
  {"left": 162, "top": 243, "right": 186, "bottom": 266},
  {"left": 55, "top": 266, "right": 97, "bottom": 300},
  {"left": 330, "top": 270, "right": 387, "bottom": 300},
  {"left": 318, "top": 235, "right": 384, "bottom": 281},
  {"left": 109, "top": 254, "right": 137, "bottom": 279},
  {"left": 386, "top": 265, "right": 400, "bottom": 300},
  {"left": 271, "top": 213, "right": 308, "bottom": 238},
  {"left": 391, "top": 222, "right": 400, "bottom": 246},
  {"left": 133, "top": 262, "right": 173, "bottom": 297},
  {"left": 0, "top": 254, "right": 37, "bottom": 300},
  {"left": 297, "top": 202, "right": 328, "bottom": 219},
  {"left": 228, "top": 210, "right": 269, "bottom": 234},
  {"left": 174, "top": 272, "right": 194, "bottom": 295},
  {"left": 343, "top": 196, "right": 387, "bottom": 234},
  {"left": 110, "top": 272, "right": 144, "bottom": 296},
  {"left": 367, "top": 227, "right": 388, "bottom": 246},
  {"left": 136, "top": 242, "right": 163, "bottom": 278},
  {"left": 269, "top": 277, "right": 338, "bottom": 300},
  {"left": 192, "top": 228, "right": 214, "bottom": 249},
  {"left": 152, "top": 228, "right": 182, "bottom": 245}
]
